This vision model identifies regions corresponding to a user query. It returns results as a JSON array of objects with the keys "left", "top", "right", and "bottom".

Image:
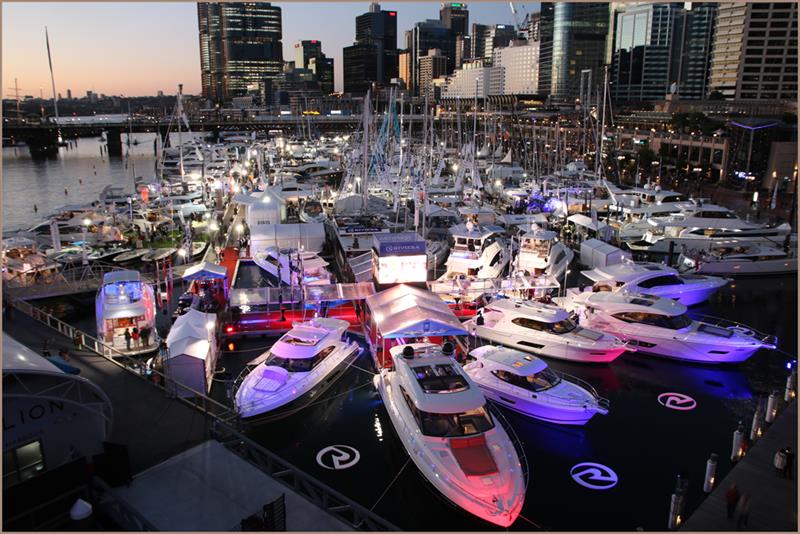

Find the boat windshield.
[
  {"left": 280, "top": 334, "right": 320, "bottom": 346},
  {"left": 267, "top": 345, "right": 337, "bottom": 373},
  {"left": 103, "top": 282, "right": 143, "bottom": 304},
  {"left": 421, "top": 407, "right": 495, "bottom": 437},
  {"left": 512, "top": 317, "right": 578, "bottom": 335},
  {"left": 493, "top": 367, "right": 561, "bottom": 392},
  {"left": 613, "top": 311, "right": 693, "bottom": 330}
]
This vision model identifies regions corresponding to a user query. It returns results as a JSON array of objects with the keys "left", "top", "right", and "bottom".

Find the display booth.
[{"left": 164, "top": 308, "right": 219, "bottom": 397}]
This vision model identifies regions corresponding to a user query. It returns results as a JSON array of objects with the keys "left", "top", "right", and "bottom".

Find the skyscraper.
[
  {"left": 398, "top": 50, "right": 413, "bottom": 91},
  {"left": 482, "top": 24, "right": 517, "bottom": 64},
  {"left": 197, "top": 2, "right": 283, "bottom": 103},
  {"left": 538, "top": 3, "right": 610, "bottom": 101},
  {"left": 295, "top": 40, "right": 322, "bottom": 69},
  {"left": 309, "top": 56, "right": 335, "bottom": 95},
  {"left": 676, "top": 3, "right": 716, "bottom": 100},
  {"left": 410, "top": 20, "right": 452, "bottom": 93},
  {"left": 343, "top": 2, "right": 398, "bottom": 95},
  {"left": 611, "top": 3, "right": 685, "bottom": 102},
  {"left": 455, "top": 34, "right": 471, "bottom": 68},
  {"left": 419, "top": 48, "right": 448, "bottom": 100},
  {"left": 708, "top": 2, "right": 798, "bottom": 100},
  {"left": 440, "top": 3, "right": 469, "bottom": 36},
  {"left": 470, "top": 23, "right": 488, "bottom": 61}
]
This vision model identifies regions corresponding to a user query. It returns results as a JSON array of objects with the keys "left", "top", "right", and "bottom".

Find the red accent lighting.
[
  {"left": 389, "top": 12, "right": 396, "bottom": 16},
  {"left": 226, "top": 325, "right": 234, "bottom": 333}
]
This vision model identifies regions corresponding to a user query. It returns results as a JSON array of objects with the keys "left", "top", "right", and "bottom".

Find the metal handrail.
[
  {"left": 487, "top": 403, "right": 531, "bottom": 494},
  {"left": 686, "top": 312, "right": 779, "bottom": 347},
  {"left": 9, "top": 298, "right": 237, "bottom": 423},
  {"left": 211, "top": 420, "right": 400, "bottom": 531}
]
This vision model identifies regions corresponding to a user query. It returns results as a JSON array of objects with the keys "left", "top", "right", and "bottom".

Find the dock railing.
[
  {"left": 8, "top": 298, "right": 239, "bottom": 424},
  {"left": 8, "top": 298, "right": 401, "bottom": 531}
]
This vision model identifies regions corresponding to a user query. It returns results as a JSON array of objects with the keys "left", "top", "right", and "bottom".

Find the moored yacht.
[
  {"left": 235, "top": 318, "right": 360, "bottom": 419},
  {"left": 95, "top": 270, "right": 159, "bottom": 355},
  {"left": 253, "top": 246, "right": 332, "bottom": 286},
  {"left": 463, "top": 345, "right": 609, "bottom": 425},
  {"left": 438, "top": 223, "right": 509, "bottom": 282},
  {"left": 463, "top": 298, "right": 628, "bottom": 363},
  {"left": 678, "top": 244, "right": 798, "bottom": 276},
  {"left": 514, "top": 228, "right": 573, "bottom": 281},
  {"left": 560, "top": 292, "right": 777, "bottom": 364},
  {"left": 580, "top": 260, "right": 728, "bottom": 306},
  {"left": 374, "top": 342, "right": 526, "bottom": 527}
]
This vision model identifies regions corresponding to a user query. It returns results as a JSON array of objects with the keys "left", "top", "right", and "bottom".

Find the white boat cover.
[
  {"left": 365, "top": 284, "right": 467, "bottom": 339},
  {"left": 182, "top": 261, "right": 228, "bottom": 281}
]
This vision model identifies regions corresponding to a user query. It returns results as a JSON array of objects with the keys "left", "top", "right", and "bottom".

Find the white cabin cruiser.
[
  {"left": 560, "top": 292, "right": 776, "bottom": 364},
  {"left": 374, "top": 343, "right": 525, "bottom": 527},
  {"left": 235, "top": 318, "right": 360, "bottom": 419},
  {"left": 438, "top": 223, "right": 510, "bottom": 282},
  {"left": 514, "top": 229, "right": 573, "bottom": 281},
  {"left": 253, "top": 247, "right": 332, "bottom": 286},
  {"left": 678, "top": 244, "right": 798, "bottom": 276},
  {"left": 463, "top": 298, "right": 628, "bottom": 363},
  {"left": 95, "top": 270, "right": 159, "bottom": 355},
  {"left": 464, "top": 346, "right": 609, "bottom": 425},
  {"left": 580, "top": 260, "right": 728, "bottom": 306}
]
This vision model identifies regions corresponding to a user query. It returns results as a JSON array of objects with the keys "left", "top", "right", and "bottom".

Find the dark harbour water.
[
  {"left": 2, "top": 132, "right": 204, "bottom": 232},
  {"left": 37, "top": 275, "right": 797, "bottom": 531}
]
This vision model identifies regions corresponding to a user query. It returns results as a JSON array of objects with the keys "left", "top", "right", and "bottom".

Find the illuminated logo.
[
  {"left": 657, "top": 392, "right": 697, "bottom": 411},
  {"left": 316, "top": 445, "right": 361, "bottom": 470},
  {"left": 570, "top": 462, "right": 619, "bottom": 490}
]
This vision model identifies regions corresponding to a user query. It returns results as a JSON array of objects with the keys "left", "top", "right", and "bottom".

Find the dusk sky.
[{"left": 2, "top": 2, "right": 538, "bottom": 98}]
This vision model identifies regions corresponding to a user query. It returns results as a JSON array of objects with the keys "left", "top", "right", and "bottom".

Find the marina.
[{"left": 2, "top": 1, "right": 797, "bottom": 532}]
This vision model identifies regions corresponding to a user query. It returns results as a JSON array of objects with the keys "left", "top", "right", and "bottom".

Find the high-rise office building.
[
  {"left": 295, "top": 40, "right": 322, "bottom": 69},
  {"left": 309, "top": 56, "right": 335, "bottom": 95},
  {"left": 676, "top": 3, "right": 716, "bottom": 100},
  {"left": 708, "top": 2, "right": 798, "bottom": 100},
  {"left": 611, "top": 3, "right": 685, "bottom": 102},
  {"left": 482, "top": 24, "right": 517, "bottom": 64},
  {"left": 440, "top": 3, "right": 469, "bottom": 36},
  {"left": 66, "top": 89, "right": 72, "bottom": 100},
  {"left": 410, "top": 19, "right": 452, "bottom": 92},
  {"left": 538, "top": 2, "right": 610, "bottom": 101},
  {"left": 343, "top": 2, "right": 398, "bottom": 95},
  {"left": 495, "top": 40, "right": 540, "bottom": 95},
  {"left": 455, "top": 34, "right": 471, "bottom": 68},
  {"left": 398, "top": 50, "right": 413, "bottom": 91},
  {"left": 197, "top": 2, "right": 283, "bottom": 103},
  {"left": 419, "top": 48, "right": 448, "bottom": 100},
  {"left": 470, "top": 23, "right": 487, "bottom": 64}
]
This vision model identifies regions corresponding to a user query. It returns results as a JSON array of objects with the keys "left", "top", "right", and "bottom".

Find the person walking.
[
  {"left": 783, "top": 447, "right": 794, "bottom": 479},
  {"left": 735, "top": 493, "right": 751, "bottom": 529},
  {"left": 774, "top": 448, "right": 787, "bottom": 477},
  {"left": 124, "top": 328, "right": 132, "bottom": 351},
  {"left": 725, "top": 483, "right": 739, "bottom": 520}
]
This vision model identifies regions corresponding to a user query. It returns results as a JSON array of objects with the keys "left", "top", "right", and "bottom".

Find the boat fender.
[
  {"left": 402, "top": 345, "right": 415, "bottom": 359},
  {"left": 730, "top": 421, "right": 745, "bottom": 462},
  {"left": 703, "top": 453, "right": 717, "bottom": 493},
  {"left": 765, "top": 391, "right": 779, "bottom": 423}
]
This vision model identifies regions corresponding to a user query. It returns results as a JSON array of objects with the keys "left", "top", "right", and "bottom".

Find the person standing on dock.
[
  {"left": 124, "top": 328, "right": 132, "bottom": 351},
  {"left": 132, "top": 327, "right": 140, "bottom": 349},
  {"left": 735, "top": 493, "right": 751, "bottom": 529},
  {"left": 782, "top": 447, "right": 794, "bottom": 479},
  {"left": 774, "top": 448, "right": 787, "bottom": 476},
  {"left": 725, "top": 483, "right": 739, "bottom": 519},
  {"left": 141, "top": 326, "right": 151, "bottom": 348}
]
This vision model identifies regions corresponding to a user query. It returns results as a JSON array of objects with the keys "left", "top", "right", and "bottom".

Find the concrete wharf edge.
[{"left": 682, "top": 400, "right": 798, "bottom": 531}]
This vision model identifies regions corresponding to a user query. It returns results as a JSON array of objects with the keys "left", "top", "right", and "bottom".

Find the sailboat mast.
[
  {"left": 177, "top": 84, "right": 184, "bottom": 183},
  {"left": 45, "top": 27, "right": 60, "bottom": 128},
  {"left": 598, "top": 65, "right": 608, "bottom": 181}
]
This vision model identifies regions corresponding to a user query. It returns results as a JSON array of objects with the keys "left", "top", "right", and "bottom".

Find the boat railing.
[
  {"left": 686, "top": 312, "right": 778, "bottom": 348},
  {"left": 558, "top": 371, "right": 611, "bottom": 409},
  {"left": 8, "top": 298, "right": 240, "bottom": 425},
  {"left": 487, "top": 403, "right": 531, "bottom": 493}
]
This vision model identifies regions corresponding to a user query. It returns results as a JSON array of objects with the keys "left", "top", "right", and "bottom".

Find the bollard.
[
  {"left": 785, "top": 371, "right": 797, "bottom": 402},
  {"left": 750, "top": 401, "right": 763, "bottom": 441},
  {"left": 703, "top": 453, "right": 718, "bottom": 493},
  {"left": 667, "top": 474, "right": 688, "bottom": 530},
  {"left": 765, "top": 390, "right": 779, "bottom": 423},
  {"left": 731, "top": 421, "right": 745, "bottom": 463}
]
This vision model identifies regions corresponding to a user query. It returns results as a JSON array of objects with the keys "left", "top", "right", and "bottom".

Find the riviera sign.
[
  {"left": 316, "top": 445, "right": 360, "bottom": 470},
  {"left": 657, "top": 392, "right": 697, "bottom": 411},
  {"left": 570, "top": 462, "right": 619, "bottom": 490}
]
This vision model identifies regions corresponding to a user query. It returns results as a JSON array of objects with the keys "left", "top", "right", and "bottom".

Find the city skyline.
[{"left": 2, "top": 2, "right": 532, "bottom": 98}]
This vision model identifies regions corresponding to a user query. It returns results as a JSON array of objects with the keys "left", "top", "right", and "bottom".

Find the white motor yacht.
[
  {"left": 253, "top": 247, "right": 332, "bottom": 286},
  {"left": 463, "top": 298, "right": 628, "bottom": 363},
  {"left": 464, "top": 346, "right": 609, "bottom": 425},
  {"left": 374, "top": 342, "right": 525, "bottom": 527},
  {"left": 580, "top": 260, "right": 728, "bottom": 306},
  {"left": 514, "top": 228, "right": 573, "bottom": 281},
  {"left": 235, "top": 318, "right": 360, "bottom": 419},
  {"left": 95, "top": 270, "right": 159, "bottom": 355},
  {"left": 560, "top": 292, "right": 777, "bottom": 364},
  {"left": 678, "top": 244, "right": 798, "bottom": 276},
  {"left": 438, "top": 223, "right": 510, "bottom": 282}
]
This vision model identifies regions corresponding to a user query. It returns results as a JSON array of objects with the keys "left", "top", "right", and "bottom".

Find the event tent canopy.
[{"left": 365, "top": 284, "right": 467, "bottom": 339}]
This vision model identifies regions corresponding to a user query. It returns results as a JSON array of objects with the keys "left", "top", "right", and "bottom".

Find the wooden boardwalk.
[{"left": 682, "top": 399, "right": 797, "bottom": 531}]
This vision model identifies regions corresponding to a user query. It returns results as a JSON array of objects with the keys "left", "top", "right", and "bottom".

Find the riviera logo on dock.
[
  {"left": 570, "top": 463, "right": 619, "bottom": 490},
  {"left": 316, "top": 445, "right": 361, "bottom": 470},
  {"left": 657, "top": 392, "right": 697, "bottom": 411}
]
